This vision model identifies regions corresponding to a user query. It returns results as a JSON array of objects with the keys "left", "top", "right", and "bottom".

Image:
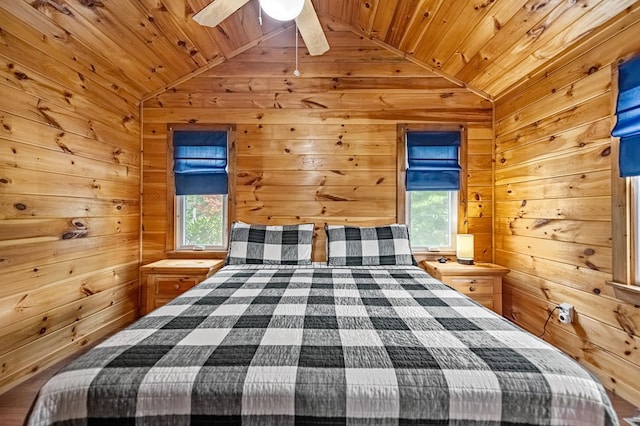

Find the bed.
[{"left": 26, "top": 224, "right": 618, "bottom": 425}]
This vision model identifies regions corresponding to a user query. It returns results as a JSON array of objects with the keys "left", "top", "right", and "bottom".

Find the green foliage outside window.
[
  {"left": 409, "top": 191, "right": 453, "bottom": 248},
  {"left": 184, "top": 194, "right": 224, "bottom": 246}
]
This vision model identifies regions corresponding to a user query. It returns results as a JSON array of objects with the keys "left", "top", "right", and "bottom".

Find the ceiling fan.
[{"left": 193, "top": 0, "right": 330, "bottom": 56}]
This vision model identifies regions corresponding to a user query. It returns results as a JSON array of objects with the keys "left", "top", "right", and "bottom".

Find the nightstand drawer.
[
  {"left": 155, "top": 276, "right": 201, "bottom": 296},
  {"left": 447, "top": 277, "right": 494, "bottom": 296}
]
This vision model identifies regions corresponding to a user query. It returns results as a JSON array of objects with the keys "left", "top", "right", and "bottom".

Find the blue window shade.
[
  {"left": 406, "top": 131, "right": 461, "bottom": 191},
  {"left": 612, "top": 55, "right": 640, "bottom": 177},
  {"left": 173, "top": 130, "right": 228, "bottom": 195}
]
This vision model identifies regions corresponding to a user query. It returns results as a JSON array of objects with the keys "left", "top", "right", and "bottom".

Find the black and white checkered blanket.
[{"left": 27, "top": 265, "right": 618, "bottom": 425}]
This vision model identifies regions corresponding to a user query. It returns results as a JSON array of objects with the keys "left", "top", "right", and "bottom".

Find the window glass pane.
[
  {"left": 178, "top": 194, "right": 225, "bottom": 247},
  {"left": 408, "top": 191, "right": 456, "bottom": 248}
]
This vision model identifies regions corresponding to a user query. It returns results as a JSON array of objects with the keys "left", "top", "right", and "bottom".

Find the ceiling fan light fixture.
[{"left": 259, "top": 0, "right": 304, "bottom": 21}]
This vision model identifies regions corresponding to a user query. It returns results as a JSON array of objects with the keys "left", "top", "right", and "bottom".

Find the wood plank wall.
[
  {"left": 495, "top": 10, "right": 640, "bottom": 406},
  {"left": 0, "top": 4, "right": 140, "bottom": 393},
  {"left": 141, "top": 20, "right": 493, "bottom": 265}
]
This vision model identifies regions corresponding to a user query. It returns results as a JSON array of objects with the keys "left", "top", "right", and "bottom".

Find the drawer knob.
[
  {"left": 469, "top": 285, "right": 476, "bottom": 292},
  {"left": 173, "top": 284, "right": 180, "bottom": 290}
]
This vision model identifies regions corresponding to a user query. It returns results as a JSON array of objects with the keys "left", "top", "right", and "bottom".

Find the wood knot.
[
  {"left": 80, "top": 0, "right": 103, "bottom": 7},
  {"left": 14, "top": 203, "right": 26, "bottom": 211}
]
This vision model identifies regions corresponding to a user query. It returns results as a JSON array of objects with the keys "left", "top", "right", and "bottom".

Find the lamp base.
[{"left": 457, "top": 258, "right": 474, "bottom": 265}]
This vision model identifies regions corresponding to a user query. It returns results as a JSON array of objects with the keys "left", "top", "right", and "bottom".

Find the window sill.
[
  {"left": 412, "top": 250, "right": 455, "bottom": 256},
  {"left": 166, "top": 250, "right": 227, "bottom": 260},
  {"left": 606, "top": 281, "right": 640, "bottom": 305}
]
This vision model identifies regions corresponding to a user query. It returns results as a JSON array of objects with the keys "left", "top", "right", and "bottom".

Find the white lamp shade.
[
  {"left": 259, "top": 0, "right": 305, "bottom": 21},
  {"left": 456, "top": 234, "right": 474, "bottom": 264}
]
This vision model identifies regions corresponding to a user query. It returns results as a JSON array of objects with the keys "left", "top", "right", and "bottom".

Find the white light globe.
[{"left": 259, "top": 0, "right": 304, "bottom": 21}]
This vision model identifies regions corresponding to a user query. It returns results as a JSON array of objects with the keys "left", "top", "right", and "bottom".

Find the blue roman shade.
[
  {"left": 173, "top": 130, "right": 228, "bottom": 195},
  {"left": 406, "top": 131, "right": 461, "bottom": 191},
  {"left": 612, "top": 55, "right": 640, "bottom": 177}
]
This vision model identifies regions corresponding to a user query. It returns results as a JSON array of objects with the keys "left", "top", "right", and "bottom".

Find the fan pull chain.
[{"left": 293, "top": 23, "right": 300, "bottom": 77}]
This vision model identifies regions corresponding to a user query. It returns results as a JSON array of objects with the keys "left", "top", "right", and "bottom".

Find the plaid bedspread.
[{"left": 28, "top": 265, "right": 618, "bottom": 425}]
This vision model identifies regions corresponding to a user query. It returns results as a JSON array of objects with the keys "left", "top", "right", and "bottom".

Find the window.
[
  {"left": 400, "top": 127, "right": 463, "bottom": 252},
  {"left": 611, "top": 54, "right": 640, "bottom": 300},
  {"left": 407, "top": 191, "right": 457, "bottom": 249},
  {"left": 169, "top": 126, "right": 233, "bottom": 251},
  {"left": 176, "top": 194, "right": 227, "bottom": 248}
]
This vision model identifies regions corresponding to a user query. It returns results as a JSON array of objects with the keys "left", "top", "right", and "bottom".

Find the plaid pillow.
[
  {"left": 325, "top": 224, "right": 416, "bottom": 266},
  {"left": 226, "top": 222, "right": 314, "bottom": 265}
]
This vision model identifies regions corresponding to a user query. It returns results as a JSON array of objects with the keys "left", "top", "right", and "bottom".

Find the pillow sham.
[
  {"left": 325, "top": 224, "right": 416, "bottom": 266},
  {"left": 226, "top": 222, "right": 314, "bottom": 265}
]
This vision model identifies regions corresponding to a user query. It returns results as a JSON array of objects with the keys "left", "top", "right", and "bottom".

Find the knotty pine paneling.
[
  {"left": 142, "top": 23, "right": 493, "bottom": 264},
  {"left": 494, "top": 11, "right": 640, "bottom": 406},
  {"left": 316, "top": 0, "right": 638, "bottom": 99},
  {"left": 0, "top": 10, "right": 140, "bottom": 394},
  {"left": 3, "top": 1, "right": 637, "bottom": 105}
]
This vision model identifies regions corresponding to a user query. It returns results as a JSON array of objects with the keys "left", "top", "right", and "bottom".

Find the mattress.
[{"left": 27, "top": 264, "right": 618, "bottom": 425}]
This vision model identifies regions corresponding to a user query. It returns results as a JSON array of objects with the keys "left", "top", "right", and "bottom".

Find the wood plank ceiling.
[{"left": 11, "top": 0, "right": 638, "bottom": 101}]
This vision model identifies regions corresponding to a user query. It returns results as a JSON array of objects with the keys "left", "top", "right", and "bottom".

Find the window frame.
[
  {"left": 397, "top": 123, "right": 467, "bottom": 255},
  {"left": 611, "top": 156, "right": 639, "bottom": 287},
  {"left": 165, "top": 123, "right": 236, "bottom": 257}
]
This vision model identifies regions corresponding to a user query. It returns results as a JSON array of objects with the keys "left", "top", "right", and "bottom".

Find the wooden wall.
[
  {"left": 1, "top": 0, "right": 638, "bottom": 407},
  {"left": 495, "top": 9, "right": 640, "bottom": 406},
  {"left": 0, "top": 4, "right": 140, "bottom": 393},
  {"left": 141, "top": 20, "right": 493, "bottom": 265}
]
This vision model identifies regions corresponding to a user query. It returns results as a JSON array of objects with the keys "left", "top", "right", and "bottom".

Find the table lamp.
[{"left": 456, "top": 234, "right": 474, "bottom": 265}]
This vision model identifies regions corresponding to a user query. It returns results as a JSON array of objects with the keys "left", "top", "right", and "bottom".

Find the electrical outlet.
[{"left": 558, "top": 303, "right": 574, "bottom": 324}]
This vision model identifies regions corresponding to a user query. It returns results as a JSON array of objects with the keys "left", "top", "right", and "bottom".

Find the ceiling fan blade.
[
  {"left": 192, "top": 0, "right": 250, "bottom": 27},
  {"left": 295, "top": 0, "right": 329, "bottom": 56}
]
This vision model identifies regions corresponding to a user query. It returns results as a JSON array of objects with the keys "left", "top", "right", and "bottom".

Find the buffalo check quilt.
[{"left": 28, "top": 265, "right": 617, "bottom": 426}]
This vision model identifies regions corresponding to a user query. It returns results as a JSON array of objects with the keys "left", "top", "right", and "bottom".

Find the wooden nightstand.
[
  {"left": 422, "top": 261, "right": 509, "bottom": 314},
  {"left": 140, "top": 259, "right": 225, "bottom": 315}
]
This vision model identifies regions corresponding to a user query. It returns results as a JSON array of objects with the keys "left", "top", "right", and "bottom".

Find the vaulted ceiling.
[{"left": 7, "top": 0, "right": 638, "bottom": 101}]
